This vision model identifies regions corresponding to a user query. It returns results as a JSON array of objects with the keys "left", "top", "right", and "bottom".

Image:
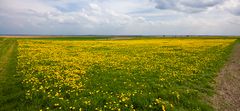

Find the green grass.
[
  {"left": 16, "top": 39, "right": 236, "bottom": 111},
  {"left": 0, "top": 37, "right": 238, "bottom": 111},
  {"left": 236, "top": 38, "right": 240, "bottom": 43},
  {"left": 0, "top": 39, "right": 26, "bottom": 110}
]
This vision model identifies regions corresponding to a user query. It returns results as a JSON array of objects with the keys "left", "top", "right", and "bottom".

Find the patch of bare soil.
[
  {"left": 212, "top": 43, "right": 240, "bottom": 111},
  {"left": 110, "top": 37, "right": 135, "bottom": 40}
]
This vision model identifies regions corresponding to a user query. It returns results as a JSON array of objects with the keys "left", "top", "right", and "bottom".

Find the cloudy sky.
[{"left": 0, "top": 0, "right": 240, "bottom": 35}]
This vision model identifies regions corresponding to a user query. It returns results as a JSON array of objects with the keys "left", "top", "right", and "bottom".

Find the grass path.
[
  {"left": 0, "top": 39, "right": 24, "bottom": 110},
  {"left": 213, "top": 41, "right": 240, "bottom": 110}
]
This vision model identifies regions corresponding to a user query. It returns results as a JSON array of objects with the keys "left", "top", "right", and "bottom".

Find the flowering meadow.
[{"left": 17, "top": 39, "right": 236, "bottom": 110}]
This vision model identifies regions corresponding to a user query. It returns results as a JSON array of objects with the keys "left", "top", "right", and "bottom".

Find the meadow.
[{"left": 14, "top": 38, "right": 237, "bottom": 111}]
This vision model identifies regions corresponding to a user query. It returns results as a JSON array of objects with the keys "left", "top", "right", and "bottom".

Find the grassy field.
[
  {"left": 0, "top": 37, "right": 238, "bottom": 110},
  {"left": 0, "top": 39, "right": 25, "bottom": 110}
]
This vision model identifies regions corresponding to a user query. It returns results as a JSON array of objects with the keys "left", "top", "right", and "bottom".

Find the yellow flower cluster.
[{"left": 17, "top": 39, "right": 235, "bottom": 110}]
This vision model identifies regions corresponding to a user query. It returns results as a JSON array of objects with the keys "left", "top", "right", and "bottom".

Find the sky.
[{"left": 0, "top": 0, "right": 240, "bottom": 35}]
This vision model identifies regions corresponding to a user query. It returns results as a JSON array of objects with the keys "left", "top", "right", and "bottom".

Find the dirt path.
[{"left": 213, "top": 43, "right": 240, "bottom": 111}]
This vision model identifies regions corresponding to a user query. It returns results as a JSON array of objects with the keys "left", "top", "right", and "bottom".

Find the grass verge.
[{"left": 0, "top": 39, "right": 25, "bottom": 110}]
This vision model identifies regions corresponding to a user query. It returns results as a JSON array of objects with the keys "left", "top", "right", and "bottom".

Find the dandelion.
[
  {"left": 54, "top": 103, "right": 59, "bottom": 106},
  {"left": 17, "top": 39, "right": 236, "bottom": 111},
  {"left": 162, "top": 105, "right": 166, "bottom": 111}
]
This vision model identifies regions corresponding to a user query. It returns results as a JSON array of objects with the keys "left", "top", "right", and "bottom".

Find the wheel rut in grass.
[
  {"left": 213, "top": 43, "right": 240, "bottom": 111},
  {"left": 0, "top": 40, "right": 24, "bottom": 110},
  {"left": 0, "top": 40, "right": 15, "bottom": 80}
]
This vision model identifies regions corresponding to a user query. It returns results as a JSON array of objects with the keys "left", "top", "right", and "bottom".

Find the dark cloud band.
[{"left": 152, "top": 0, "right": 224, "bottom": 13}]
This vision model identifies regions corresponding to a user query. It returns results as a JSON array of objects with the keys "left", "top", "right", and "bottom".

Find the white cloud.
[{"left": 0, "top": 0, "right": 240, "bottom": 35}]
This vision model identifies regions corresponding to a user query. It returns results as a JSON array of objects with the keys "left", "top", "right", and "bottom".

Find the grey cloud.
[
  {"left": 152, "top": 0, "right": 224, "bottom": 13},
  {"left": 154, "top": 0, "right": 176, "bottom": 9},
  {"left": 227, "top": 6, "right": 240, "bottom": 16},
  {"left": 181, "top": 1, "right": 223, "bottom": 8},
  {"left": 231, "top": 9, "right": 240, "bottom": 15},
  {"left": 219, "top": 0, "right": 240, "bottom": 16},
  {"left": 228, "top": 8, "right": 240, "bottom": 16},
  {"left": 55, "top": 4, "right": 80, "bottom": 12}
]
